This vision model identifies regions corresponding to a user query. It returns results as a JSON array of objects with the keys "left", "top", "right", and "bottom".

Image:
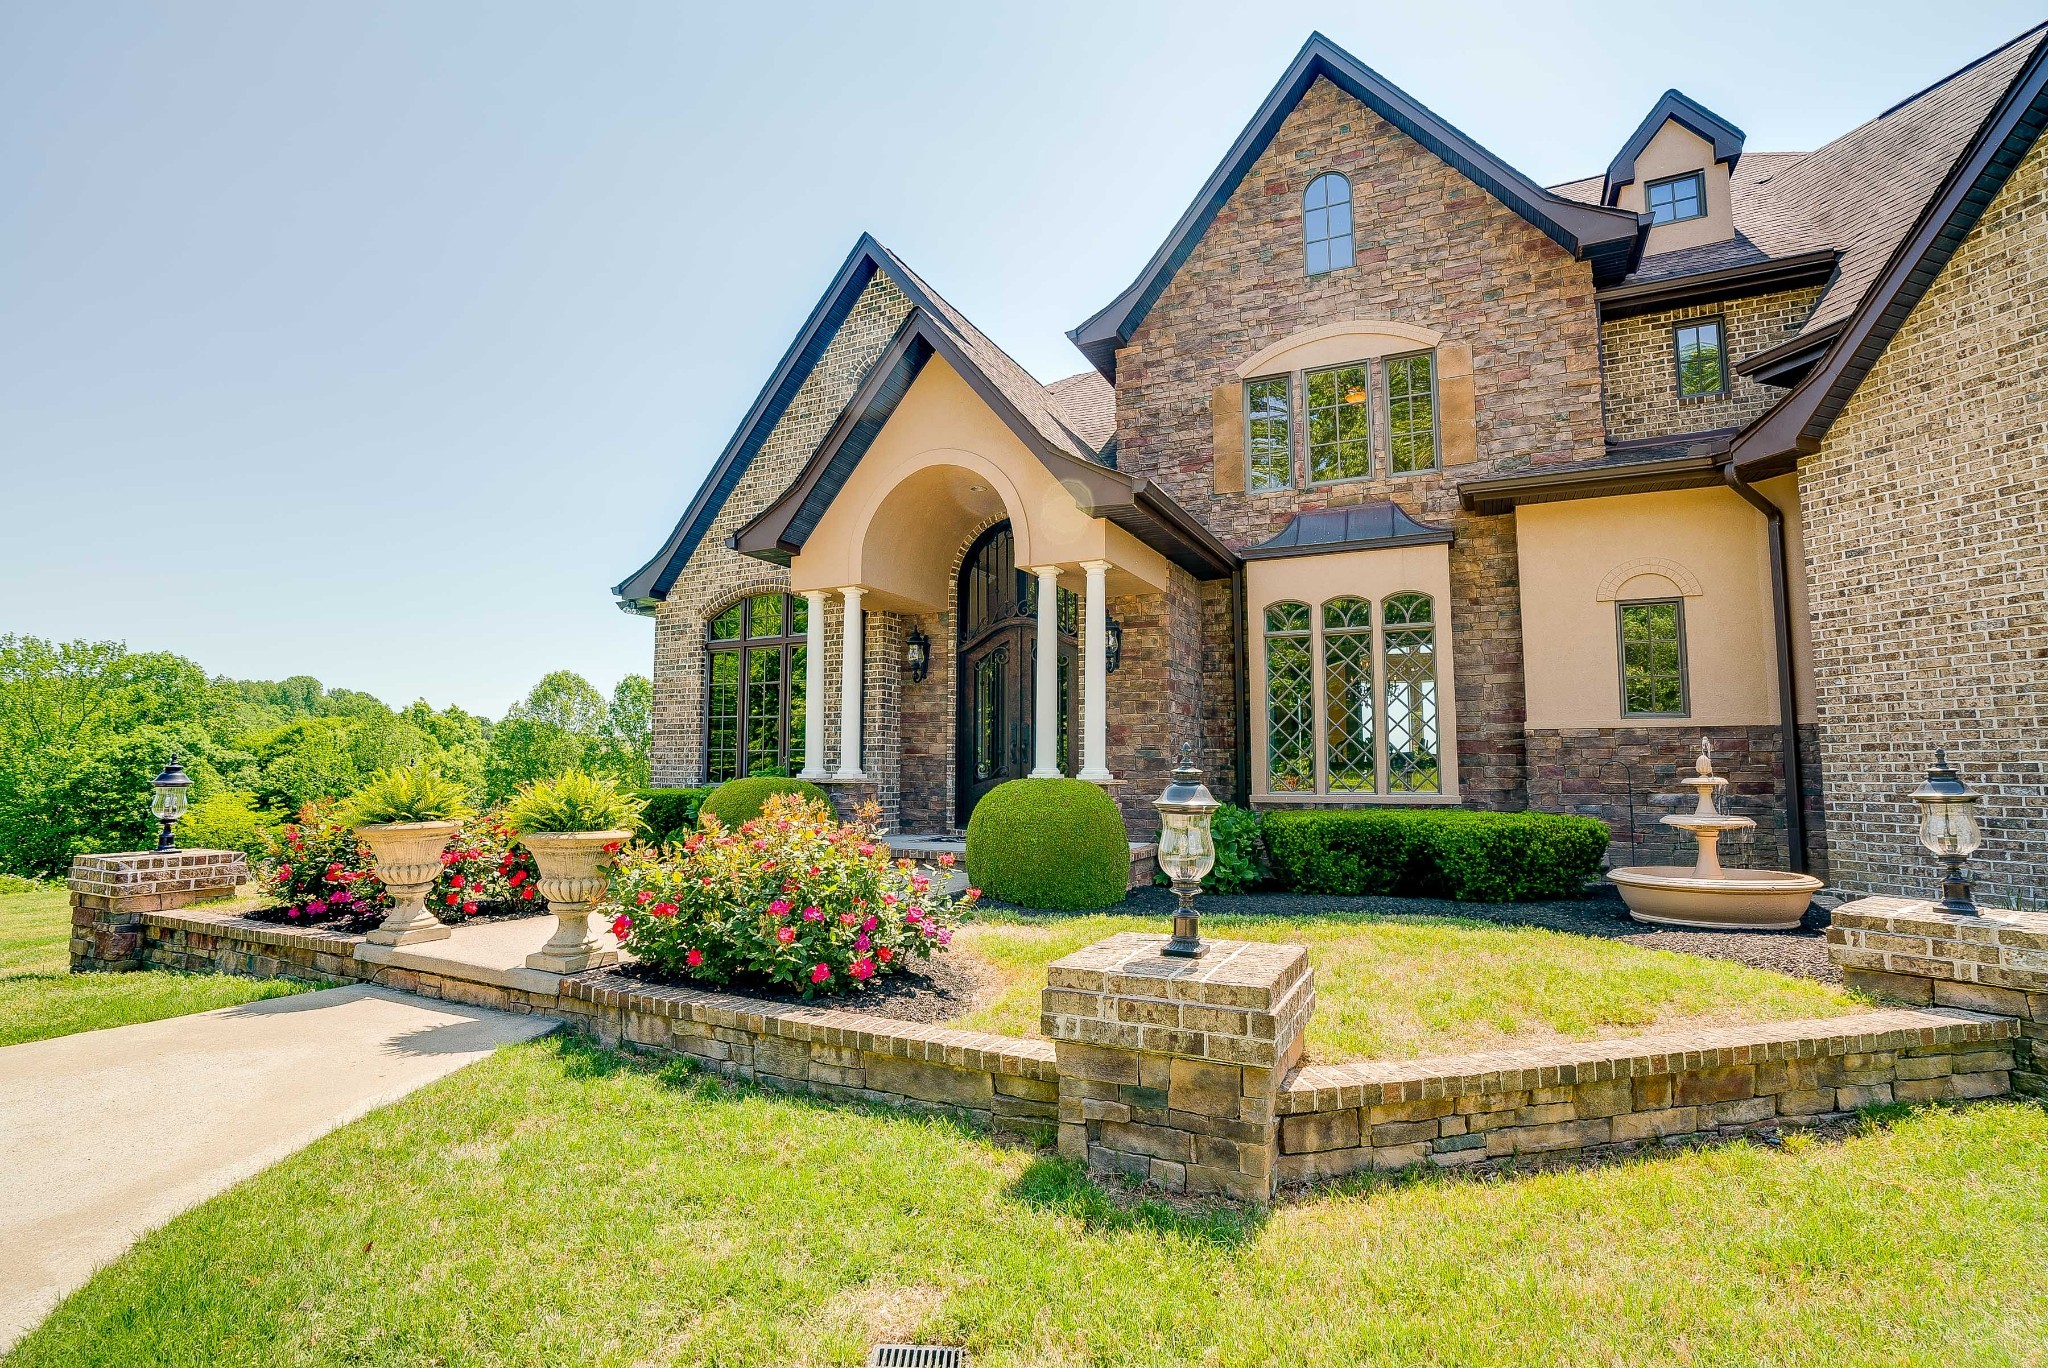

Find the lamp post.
[
  {"left": 1910, "top": 748, "right": 1982, "bottom": 915},
  {"left": 150, "top": 758, "right": 193, "bottom": 852},
  {"left": 904, "top": 625, "right": 931, "bottom": 684},
  {"left": 1154, "top": 744, "right": 1218, "bottom": 958}
]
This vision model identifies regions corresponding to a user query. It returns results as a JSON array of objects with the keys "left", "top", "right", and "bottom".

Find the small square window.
[
  {"left": 1618, "top": 599, "right": 1688, "bottom": 717},
  {"left": 1646, "top": 172, "right": 1706, "bottom": 225},
  {"left": 1673, "top": 318, "right": 1728, "bottom": 398}
]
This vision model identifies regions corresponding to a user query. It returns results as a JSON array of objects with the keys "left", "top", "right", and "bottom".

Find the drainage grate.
[{"left": 868, "top": 1348, "right": 966, "bottom": 1368}]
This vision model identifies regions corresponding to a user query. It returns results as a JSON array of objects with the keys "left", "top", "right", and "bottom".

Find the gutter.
[{"left": 1720, "top": 462, "right": 1809, "bottom": 873}]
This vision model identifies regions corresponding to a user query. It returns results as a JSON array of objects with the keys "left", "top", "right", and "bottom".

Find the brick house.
[{"left": 617, "top": 27, "right": 2048, "bottom": 902}]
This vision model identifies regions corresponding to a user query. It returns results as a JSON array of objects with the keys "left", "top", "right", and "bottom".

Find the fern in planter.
[
  {"left": 504, "top": 770, "right": 645, "bottom": 835},
  {"left": 341, "top": 763, "right": 472, "bottom": 828}
]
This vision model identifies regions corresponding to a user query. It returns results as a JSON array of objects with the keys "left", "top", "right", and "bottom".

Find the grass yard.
[
  {"left": 12, "top": 1034, "right": 2046, "bottom": 1366},
  {"left": 0, "top": 888, "right": 310, "bottom": 1047},
  {"left": 956, "top": 912, "right": 1860, "bottom": 1061}
]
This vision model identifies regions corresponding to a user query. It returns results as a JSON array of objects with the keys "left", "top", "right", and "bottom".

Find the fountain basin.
[{"left": 1607, "top": 866, "right": 1824, "bottom": 931}]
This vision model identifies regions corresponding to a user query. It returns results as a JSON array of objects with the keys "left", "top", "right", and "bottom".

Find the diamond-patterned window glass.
[
  {"left": 1264, "top": 601, "right": 1315, "bottom": 792},
  {"left": 1246, "top": 376, "right": 1294, "bottom": 492},
  {"left": 1386, "top": 352, "right": 1438, "bottom": 474},
  {"left": 706, "top": 593, "right": 805, "bottom": 781},
  {"left": 1321, "top": 597, "right": 1375, "bottom": 793},
  {"left": 1618, "top": 599, "right": 1688, "bottom": 716},
  {"left": 1306, "top": 365, "right": 1372, "bottom": 483},
  {"left": 1381, "top": 592, "right": 1440, "bottom": 794}
]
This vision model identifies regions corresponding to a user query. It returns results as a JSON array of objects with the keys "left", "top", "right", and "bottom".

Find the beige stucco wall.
[
  {"left": 1245, "top": 544, "right": 1461, "bottom": 801},
  {"left": 790, "top": 356, "right": 1169, "bottom": 612},
  {"left": 1514, "top": 477, "right": 1814, "bottom": 729},
  {"left": 1613, "top": 120, "right": 1734, "bottom": 256}
]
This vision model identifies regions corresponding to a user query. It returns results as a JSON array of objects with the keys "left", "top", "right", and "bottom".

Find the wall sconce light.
[
  {"left": 1105, "top": 617, "right": 1123, "bottom": 674},
  {"left": 905, "top": 626, "right": 931, "bottom": 684}
]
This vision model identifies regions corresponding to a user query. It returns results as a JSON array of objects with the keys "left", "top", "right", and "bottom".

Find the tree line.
[{"left": 0, "top": 634, "right": 652, "bottom": 876}]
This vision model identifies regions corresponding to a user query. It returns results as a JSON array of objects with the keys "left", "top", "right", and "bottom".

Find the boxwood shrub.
[
  {"left": 640, "top": 786, "right": 715, "bottom": 845},
  {"left": 965, "top": 777, "right": 1129, "bottom": 910},
  {"left": 1262, "top": 808, "right": 1608, "bottom": 903},
  {"left": 699, "top": 776, "right": 833, "bottom": 829}
]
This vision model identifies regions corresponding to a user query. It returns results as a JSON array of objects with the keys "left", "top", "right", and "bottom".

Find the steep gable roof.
[
  {"left": 614, "top": 235, "right": 1108, "bottom": 611},
  {"left": 1732, "top": 26, "right": 2048, "bottom": 471},
  {"left": 1066, "top": 32, "right": 1644, "bottom": 381},
  {"left": 1601, "top": 89, "right": 1746, "bottom": 203}
]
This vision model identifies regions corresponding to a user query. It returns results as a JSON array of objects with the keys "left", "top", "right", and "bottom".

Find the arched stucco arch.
[{"left": 1235, "top": 319, "right": 1446, "bottom": 378}]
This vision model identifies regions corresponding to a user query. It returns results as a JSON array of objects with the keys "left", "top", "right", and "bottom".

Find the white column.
[
  {"left": 835, "top": 587, "right": 866, "bottom": 780},
  {"left": 799, "top": 589, "right": 828, "bottom": 778},
  {"left": 1029, "top": 566, "right": 1062, "bottom": 777},
  {"left": 1079, "top": 560, "right": 1112, "bottom": 782}
]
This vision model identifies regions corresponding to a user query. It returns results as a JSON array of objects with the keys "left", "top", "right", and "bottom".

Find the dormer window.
[
  {"left": 1646, "top": 171, "right": 1706, "bottom": 225},
  {"left": 1303, "top": 173, "right": 1354, "bottom": 276}
]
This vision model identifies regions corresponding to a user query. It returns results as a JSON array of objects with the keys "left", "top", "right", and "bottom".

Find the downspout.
[
  {"left": 1230, "top": 566, "right": 1251, "bottom": 807},
  {"left": 1721, "top": 462, "right": 1809, "bottom": 874}
]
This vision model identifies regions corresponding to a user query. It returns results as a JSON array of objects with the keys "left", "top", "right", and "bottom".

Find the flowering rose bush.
[
  {"left": 602, "top": 793, "right": 974, "bottom": 997},
  {"left": 259, "top": 800, "right": 392, "bottom": 925},
  {"left": 428, "top": 811, "right": 546, "bottom": 920}
]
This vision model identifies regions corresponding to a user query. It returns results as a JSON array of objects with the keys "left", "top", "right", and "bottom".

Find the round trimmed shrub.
[
  {"left": 965, "top": 778, "right": 1129, "bottom": 910},
  {"left": 699, "top": 776, "right": 833, "bottom": 829}
]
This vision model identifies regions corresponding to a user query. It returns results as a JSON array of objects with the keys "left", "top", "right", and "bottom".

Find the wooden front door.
[{"left": 955, "top": 522, "right": 1079, "bottom": 826}]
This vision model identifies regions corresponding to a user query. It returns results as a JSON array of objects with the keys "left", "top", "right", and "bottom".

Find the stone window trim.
[
  {"left": 1672, "top": 315, "right": 1730, "bottom": 400},
  {"left": 1616, "top": 597, "right": 1691, "bottom": 720},
  {"left": 1246, "top": 350, "right": 1442, "bottom": 493},
  {"left": 1646, "top": 170, "right": 1707, "bottom": 225},
  {"left": 1259, "top": 590, "right": 1449, "bottom": 801}
]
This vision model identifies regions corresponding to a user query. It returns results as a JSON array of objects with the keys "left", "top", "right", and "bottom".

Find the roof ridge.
[{"left": 1876, "top": 19, "right": 2048, "bottom": 120}]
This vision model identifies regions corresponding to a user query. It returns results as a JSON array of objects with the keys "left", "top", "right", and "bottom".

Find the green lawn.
[
  {"left": 12, "top": 1035, "right": 2045, "bottom": 1366},
  {"left": 0, "top": 888, "right": 311, "bottom": 1047},
  {"left": 957, "top": 913, "right": 1860, "bottom": 1061}
]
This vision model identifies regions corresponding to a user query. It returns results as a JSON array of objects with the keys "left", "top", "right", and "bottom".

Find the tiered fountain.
[{"left": 1606, "top": 739, "right": 1823, "bottom": 930}]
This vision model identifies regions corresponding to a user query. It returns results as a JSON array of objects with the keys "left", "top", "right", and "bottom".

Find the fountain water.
[{"left": 1605, "top": 739, "right": 1823, "bottom": 930}]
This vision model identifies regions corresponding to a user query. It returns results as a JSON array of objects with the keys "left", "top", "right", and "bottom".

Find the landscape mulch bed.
[{"left": 612, "top": 950, "right": 993, "bottom": 1026}]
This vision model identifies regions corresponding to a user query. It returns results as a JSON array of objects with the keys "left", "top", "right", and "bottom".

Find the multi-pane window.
[
  {"left": 1618, "top": 599, "right": 1688, "bottom": 717},
  {"left": 1262, "top": 592, "right": 1444, "bottom": 797},
  {"left": 1646, "top": 171, "right": 1705, "bottom": 224},
  {"left": 1264, "top": 602, "right": 1315, "bottom": 793},
  {"left": 1303, "top": 173, "right": 1354, "bottom": 276},
  {"left": 1246, "top": 375, "right": 1294, "bottom": 492},
  {"left": 1322, "top": 597, "right": 1375, "bottom": 792},
  {"left": 1305, "top": 365, "right": 1371, "bottom": 483},
  {"left": 706, "top": 592, "right": 808, "bottom": 783},
  {"left": 1673, "top": 318, "right": 1727, "bottom": 399},
  {"left": 1385, "top": 352, "right": 1438, "bottom": 473}
]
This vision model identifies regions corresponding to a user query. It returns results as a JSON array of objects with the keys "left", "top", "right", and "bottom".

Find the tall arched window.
[
  {"left": 706, "top": 592, "right": 807, "bottom": 783},
  {"left": 1264, "top": 602, "right": 1315, "bottom": 792},
  {"left": 1322, "top": 597, "right": 1375, "bottom": 792},
  {"left": 1382, "top": 593, "right": 1440, "bottom": 794},
  {"left": 1304, "top": 173, "right": 1354, "bottom": 276}
]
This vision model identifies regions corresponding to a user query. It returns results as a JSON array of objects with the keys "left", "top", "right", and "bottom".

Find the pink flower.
[
  {"left": 904, "top": 909, "right": 922, "bottom": 925},
  {"left": 839, "top": 912, "right": 858, "bottom": 927},
  {"left": 307, "top": 900, "right": 326, "bottom": 916},
  {"left": 611, "top": 914, "right": 632, "bottom": 942},
  {"left": 651, "top": 901, "right": 677, "bottom": 918},
  {"left": 810, "top": 963, "right": 832, "bottom": 984},
  {"left": 854, "top": 932, "right": 870, "bottom": 952},
  {"left": 859, "top": 844, "right": 876, "bottom": 857},
  {"left": 937, "top": 928, "right": 953, "bottom": 946},
  {"left": 937, "top": 853, "right": 955, "bottom": 866},
  {"left": 636, "top": 890, "right": 652, "bottom": 905},
  {"left": 964, "top": 887, "right": 982, "bottom": 900},
  {"left": 331, "top": 891, "right": 351, "bottom": 906},
  {"left": 286, "top": 907, "right": 301, "bottom": 919},
  {"left": 850, "top": 958, "right": 875, "bottom": 980},
  {"left": 685, "top": 948, "right": 704, "bottom": 968},
  {"left": 776, "top": 926, "right": 796, "bottom": 944},
  {"left": 802, "top": 906, "right": 824, "bottom": 922},
  {"left": 861, "top": 915, "right": 877, "bottom": 931},
  {"left": 768, "top": 899, "right": 791, "bottom": 916},
  {"left": 881, "top": 892, "right": 899, "bottom": 906}
]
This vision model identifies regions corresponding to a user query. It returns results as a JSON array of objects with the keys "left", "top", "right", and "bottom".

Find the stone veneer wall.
[
  {"left": 69, "top": 849, "right": 247, "bottom": 971},
  {"left": 1525, "top": 722, "right": 1827, "bottom": 877},
  {"left": 1600, "top": 284, "right": 1826, "bottom": 442},
  {"left": 649, "top": 273, "right": 912, "bottom": 788},
  {"left": 1799, "top": 133, "right": 2048, "bottom": 902},
  {"left": 1112, "top": 77, "right": 1609, "bottom": 812}
]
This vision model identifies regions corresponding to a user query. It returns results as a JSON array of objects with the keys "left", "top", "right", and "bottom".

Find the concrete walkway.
[{"left": 0, "top": 984, "right": 557, "bottom": 1352}]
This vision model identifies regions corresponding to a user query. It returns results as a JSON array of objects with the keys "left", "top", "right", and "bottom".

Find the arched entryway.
[{"left": 955, "top": 521, "right": 1080, "bottom": 823}]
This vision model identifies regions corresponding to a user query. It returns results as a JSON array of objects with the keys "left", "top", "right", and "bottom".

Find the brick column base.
[
  {"left": 1042, "top": 933, "right": 1314, "bottom": 1201},
  {"left": 69, "top": 849, "right": 248, "bottom": 973},
  {"left": 1827, "top": 895, "right": 2048, "bottom": 1096}
]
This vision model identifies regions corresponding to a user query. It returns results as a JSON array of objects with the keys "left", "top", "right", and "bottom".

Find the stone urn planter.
[
  {"left": 521, "top": 829, "right": 632, "bottom": 973},
  {"left": 357, "top": 820, "right": 463, "bottom": 946}
]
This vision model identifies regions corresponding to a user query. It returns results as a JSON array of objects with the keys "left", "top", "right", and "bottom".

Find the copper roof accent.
[{"left": 1239, "top": 502, "right": 1453, "bottom": 559}]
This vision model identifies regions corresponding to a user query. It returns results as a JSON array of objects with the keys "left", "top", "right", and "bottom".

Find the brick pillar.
[
  {"left": 1827, "top": 896, "right": 2047, "bottom": 1097},
  {"left": 1042, "top": 932, "right": 1314, "bottom": 1201},
  {"left": 69, "top": 849, "right": 248, "bottom": 973}
]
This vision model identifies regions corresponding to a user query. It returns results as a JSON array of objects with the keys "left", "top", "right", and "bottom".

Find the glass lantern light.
[
  {"left": 1154, "top": 744, "right": 1219, "bottom": 958},
  {"left": 1104, "top": 618, "right": 1123, "bottom": 674},
  {"left": 905, "top": 626, "right": 931, "bottom": 684},
  {"left": 150, "top": 757, "right": 193, "bottom": 852},
  {"left": 1909, "top": 748, "right": 1981, "bottom": 915}
]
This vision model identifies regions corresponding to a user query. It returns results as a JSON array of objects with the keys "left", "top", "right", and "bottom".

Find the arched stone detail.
[
  {"left": 1595, "top": 558, "right": 1705, "bottom": 601},
  {"left": 700, "top": 575, "right": 798, "bottom": 629},
  {"left": 1234, "top": 319, "right": 1446, "bottom": 378}
]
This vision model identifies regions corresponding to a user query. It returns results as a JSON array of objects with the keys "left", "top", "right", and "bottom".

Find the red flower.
[
  {"left": 685, "top": 948, "right": 704, "bottom": 968},
  {"left": 634, "top": 889, "right": 651, "bottom": 905},
  {"left": 611, "top": 914, "right": 632, "bottom": 942},
  {"left": 445, "top": 892, "right": 459, "bottom": 906},
  {"left": 775, "top": 926, "right": 796, "bottom": 944},
  {"left": 522, "top": 887, "right": 536, "bottom": 900},
  {"left": 449, "top": 875, "right": 464, "bottom": 890},
  {"left": 810, "top": 963, "right": 831, "bottom": 984},
  {"left": 877, "top": 946, "right": 894, "bottom": 964},
  {"left": 463, "top": 901, "right": 478, "bottom": 915},
  {"left": 509, "top": 871, "right": 526, "bottom": 887},
  {"left": 652, "top": 902, "right": 677, "bottom": 918},
  {"left": 849, "top": 958, "right": 874, "bottom": 981}
]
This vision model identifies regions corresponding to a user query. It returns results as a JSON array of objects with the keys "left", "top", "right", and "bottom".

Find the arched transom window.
[
  {"left": 1304, "top": 173, "right": 1354, "bottom": 276},
  {"left": 705, "top": 592, "right": 808, "bottom": 783},
  {"left": 1263, "top": 591, "right": 1443, "bottom": 797}
]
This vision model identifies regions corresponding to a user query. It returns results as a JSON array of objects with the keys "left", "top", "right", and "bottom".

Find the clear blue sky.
[{"left": 4, "top": 0, "right": 2038, "bottom": 717}]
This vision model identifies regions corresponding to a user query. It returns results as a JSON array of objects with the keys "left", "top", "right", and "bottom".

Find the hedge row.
[
  {"left": 638, "top": 777, "right": 837, "bottom": 844},
  {"left": 1262, "top": 808, "right": 1609, "bottom": 903},
  {"left": 639, "top": 787, "right": 714, "bottom": 845}
]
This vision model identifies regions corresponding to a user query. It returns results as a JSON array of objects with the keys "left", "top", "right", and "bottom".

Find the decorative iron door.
[{"left": 955, "top": 522, "right": 1080, "bottom": 825}]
